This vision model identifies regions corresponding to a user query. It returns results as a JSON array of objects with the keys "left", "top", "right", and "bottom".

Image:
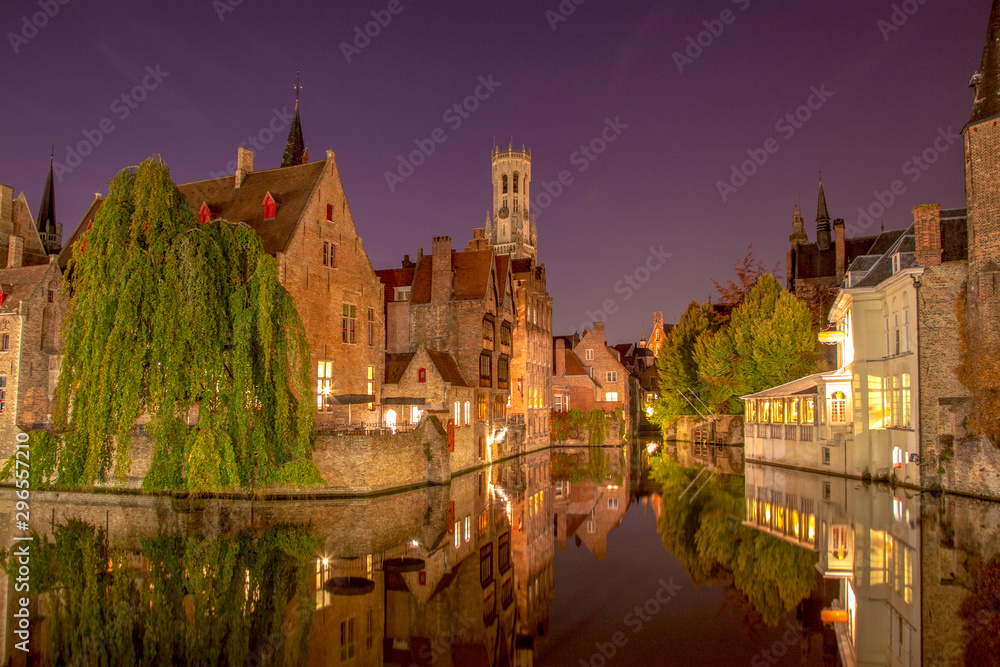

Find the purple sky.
[{"left": 0, "top": 0, "right": 990, "bottom": 342}]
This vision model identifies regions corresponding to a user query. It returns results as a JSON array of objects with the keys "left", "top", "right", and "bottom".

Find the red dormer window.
[
  {"left": 262, "top": 192, "right": 276, "bottom": 220},
  {"left": 199, "top": 202, "right": 212, "bottom": 224},
  {"left": 418, "top": 368, "right": 426, "bottom": 383}
]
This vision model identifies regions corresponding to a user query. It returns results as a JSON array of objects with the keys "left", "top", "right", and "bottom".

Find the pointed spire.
[
  {"left": 36, "top": 144, "right": 56, "bottom": 234},
  {"left": 281, "top": 71, "right": 306, "bottom": 168},
  {"left": 970, "top": 0, "right": 1000, "bottom": 125},
  {"left": 816, "top": 178, "right": 832, "bottom": 251}
]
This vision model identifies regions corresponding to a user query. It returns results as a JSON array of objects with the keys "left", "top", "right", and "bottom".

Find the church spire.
[
  {"left": 281, "top": 72, "right": 306, "bottom": 168},
  {"left": 970, "top": 0, "right": 1000, "bottom": 125},
  {"left": 816, "top": 178, "right": 832, "bottom": 251},
  {"left": 36, "top": 145, "right": 55, "bottom": 234}
]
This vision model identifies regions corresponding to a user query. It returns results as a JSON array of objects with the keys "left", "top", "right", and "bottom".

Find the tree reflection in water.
[
  {"left": 1, "top": 520, "right": 321, "bottom": 666},
  {"left": 650, "top": 456, "right": 818, "bottom": 626},
  {"left": 959, "top": 554, "right": 1000, "bottom": 666}
]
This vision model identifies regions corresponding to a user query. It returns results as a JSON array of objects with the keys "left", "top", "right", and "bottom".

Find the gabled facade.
[
  {"left": 573, "top": 323, "right": 629, "bottom": 420},
  {"left": 551, "top": 338, "right": 600, "bottom": 415},
  {"left": 62, "top": 146, "right": 386, "bottom": 428},
  {"left": 378, "top": 234, "right": 516, "bottom": 461}
]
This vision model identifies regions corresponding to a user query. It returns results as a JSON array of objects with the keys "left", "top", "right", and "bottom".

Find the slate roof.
[
  {"left": 852, "top": 226, "right": 917, "bottom": 288},
  {"left": 59, "top": 159, "right": 328, "bottom": 269},
  {"left": 795, "top": 229, "right": 906, "bottom": 280}
]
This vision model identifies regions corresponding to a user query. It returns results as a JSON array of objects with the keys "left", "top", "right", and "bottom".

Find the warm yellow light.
[{"left": 819, "top": 330, "right": 845, "bottom": 344}]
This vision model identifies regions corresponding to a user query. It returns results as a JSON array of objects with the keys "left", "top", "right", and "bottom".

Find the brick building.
[
  {"left": 484, "top": 146, "right": 554, "bottom": 451},
  {"left": 377, "top": 234, "right": 516, "bottom": 460},
  {"left": 643, "top": 311, "right": 671, "bottom": 358},
  {"left": 0, "top": 157, "right": 67, "bottom": 444},
  {"left": 573, "top": 323, "right": 629, "bottom": 418},
  {"left": 62, "top": 130, "right": 386, "bottom": 428},
  {"left": 551, "top": 338, "right": 600, "bottom": 415}
]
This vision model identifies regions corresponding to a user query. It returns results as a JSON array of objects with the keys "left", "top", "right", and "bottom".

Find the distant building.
[
  {"left": 643, "top": 311, "right": 672, "bottom": 358},
  {"left": 551, "top": 338, "right": 599, "bottom": 415}
]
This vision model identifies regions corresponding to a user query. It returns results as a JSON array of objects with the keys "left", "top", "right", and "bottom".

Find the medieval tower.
[{"left": 486, "top": 145, "right": 536, "bottom": 262}]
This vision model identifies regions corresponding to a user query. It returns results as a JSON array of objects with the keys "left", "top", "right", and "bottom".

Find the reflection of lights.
[
  {"left": 410, "top": 540, "right": 419, "bottom": 548},
  {"left": 764, "top": 504, "right": 771, "bottom": 523},
  {"left": 646, "top": 442, "right": 658, "bottom": 454},
  {"left": 646, "top": 406, "right": 654, "bottom": 417}
]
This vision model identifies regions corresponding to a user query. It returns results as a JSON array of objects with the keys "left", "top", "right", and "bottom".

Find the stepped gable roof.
[
  {"left": 426, "top": 349, "right": 469, "bottom": 387},
  {"left": 376, "top": 267, "right": 415, "bottom": 304},
  {"left": 59, "top": 160, "right": 328, "bottom": 268},
  {"left": 970, "top": 0, "right": 1000, "bottom": 126},
  {"left": 0, "top": 264, "right": 54, "bottom": 314}
]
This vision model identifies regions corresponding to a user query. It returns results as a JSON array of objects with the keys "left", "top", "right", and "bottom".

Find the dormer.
[
  {"left": 262, "top": 192, "right": 277, "bottom": 220},
  {"left": 199, "top": 202, "right": 214, "bottom": 224}
]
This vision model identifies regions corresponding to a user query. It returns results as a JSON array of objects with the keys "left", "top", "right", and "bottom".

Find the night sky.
[{"left": 0, "top": 0, "right": 990, "bottom": 342}]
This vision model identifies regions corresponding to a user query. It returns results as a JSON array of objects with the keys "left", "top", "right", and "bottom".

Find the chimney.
[
  {"left": 431, "top": 236, "right": 452, "bottom": 302},
  {"left": 473, "top": 227, "right": 485, "bottom": 240},
  {"left": 0, "top": 184, "right": 12, "bottom": 223},
  {"left": 555, "top": 338, "right": 566, "bottom": 377},
  {"left": 402, "top": 254, "right": 414, "bottom": 269},
  {"left": 834, "top": 219, "right": 846, "bottom": 281},
  {"left": 235, "top": 147, "right": 254, "bottom": 188},
  {"left": 593, "top": 321, "right": 605, "bottom": 343},
  {"left": 7, "top": 235, "right": 23, "bottom": 268},
  {"left": 913, "top": 204, "right": 943, "bottom": 266}
]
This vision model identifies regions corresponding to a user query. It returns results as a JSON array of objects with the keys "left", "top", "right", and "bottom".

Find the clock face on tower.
[{"left": 498, "top": 207, "right": 509, "bottom": 220}]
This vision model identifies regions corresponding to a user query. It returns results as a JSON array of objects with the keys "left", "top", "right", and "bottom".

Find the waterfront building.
[
  {"left": 0, "top": 156, "right": 67, "bottom": 443},
  {"left": 551, "top": 337, "right": 600, "bottom": 414},
  {"left": 377, "top": 234, "right": 516, "bottom": 460},
  {"left": 484, "top": 146, "right": 554, "bottom": 451},
  {"left": 60, "top": 101, "right": 386, "bottom": 430}
]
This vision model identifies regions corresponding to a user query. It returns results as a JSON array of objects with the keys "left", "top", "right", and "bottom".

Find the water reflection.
[{"left": 1, "top": 443, "right": 998, "bottom": 665}]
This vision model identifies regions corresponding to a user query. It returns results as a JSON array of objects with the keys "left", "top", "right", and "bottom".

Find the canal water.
[{"left": 1, "top": 440, "right": 998, "bottom": 665}]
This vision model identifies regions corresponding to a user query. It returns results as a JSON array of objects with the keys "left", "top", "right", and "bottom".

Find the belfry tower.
[{"left": 487, "top": 144, "right": 535, "bottom": 261}]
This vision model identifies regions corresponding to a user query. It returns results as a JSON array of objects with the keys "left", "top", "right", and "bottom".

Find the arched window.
[
  {"left": 513, "top": 173, "right": 519, "bottom": 194},
  {"left": 830, "top": 391, "right": 847, "bottom": 423},
  {"left": 502, "top": 175, "right": 508, "bottom": 194}
]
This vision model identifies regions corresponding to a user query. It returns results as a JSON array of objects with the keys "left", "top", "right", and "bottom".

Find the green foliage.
[
  {"left": 0, "top": 520, "right": 321, "bottom": 666},
  {"left": 649, "top": 456, "right": 819, "bottom": 625},
  {"left": 587, "top": 446, "right": 610, "bottom": 483},
  {"left": 696, "top": 275, "right": 820, "bottom": 414},
  {"left": 588, "top": 408, "right": 608, "bottom": 445},
  {"left": 423, "top": 442, "right": 433, "bottom": 462},
  {"left": 550, "top": 409, "right": 587, "bottom": 442},
  {"left": 651, "top": 301, "right": 719, "bottom": 429},
  {"left": 42, "top": 157, "right": 318, "bottom": 491},
  {"left": 613, "top": 406, "right": 626, "bottom": 442}
]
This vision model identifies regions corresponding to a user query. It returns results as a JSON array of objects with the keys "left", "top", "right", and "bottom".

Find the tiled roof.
[
  {"left": 427, "top": 349, "right": 470, "bottom": 387},
  {"left": 385, "top": 353, "right": 416, "bottom": 384},
  {"left": 0, "top": 263, "right": 54, "bottom": 313},
  {"left": 60, "top": 160, "right": 328, "bottom": 268},
  {"left": 376, "top": 267, "right": 415, "bottom": 304},
  {"left": 410, "top": 249, "right": 496, "bottom": 305}
]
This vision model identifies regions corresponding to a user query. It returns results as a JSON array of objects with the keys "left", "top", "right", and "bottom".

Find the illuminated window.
[
  {"left": 788, "top": 399, "right": 799, "bottom": 424},
  {"left": 804, "top": 397, "right": 815, "bottom": 424},
  {"left": 477, "top": 394, "right": 488, "bottom": 420},
  {"left": 411, "top": 406, "right": 421, "bottom": 424},
  {"left": 367, "top": 366, "right": 374, "bottom": 410},
  {"left": 317, "top": 361, "right": 333, "bottom": 411},
  {"left": 747, "top": 400, "right": 757, "bottom": 423},
  {"left": 830, "top": 391, "right": 847, "bottom": 423},
  {"left": 901, "top": 374, "right": 911, "bottom": 427},
  {"left": 761, "top": 400, "right": 770, "bottom": 423},
  {"left": 606, "top": 392, "right": 618, "bottom": 402},
  {"left": 454, "top": 402, "right": 460, "bottom": 424},
  {"left": 464, "top": 401, "right": 470, "bottom": 426},
  {"left": 772, "top": 399, "right": 784, "bottom": 424},
  {"left": 493, "top": 394, "right": 506, "bottom": 420}
]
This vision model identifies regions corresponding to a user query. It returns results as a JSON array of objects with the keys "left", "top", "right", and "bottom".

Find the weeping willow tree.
[{"left": 50, "top": 157, "right": 318, "bottom": 491}]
